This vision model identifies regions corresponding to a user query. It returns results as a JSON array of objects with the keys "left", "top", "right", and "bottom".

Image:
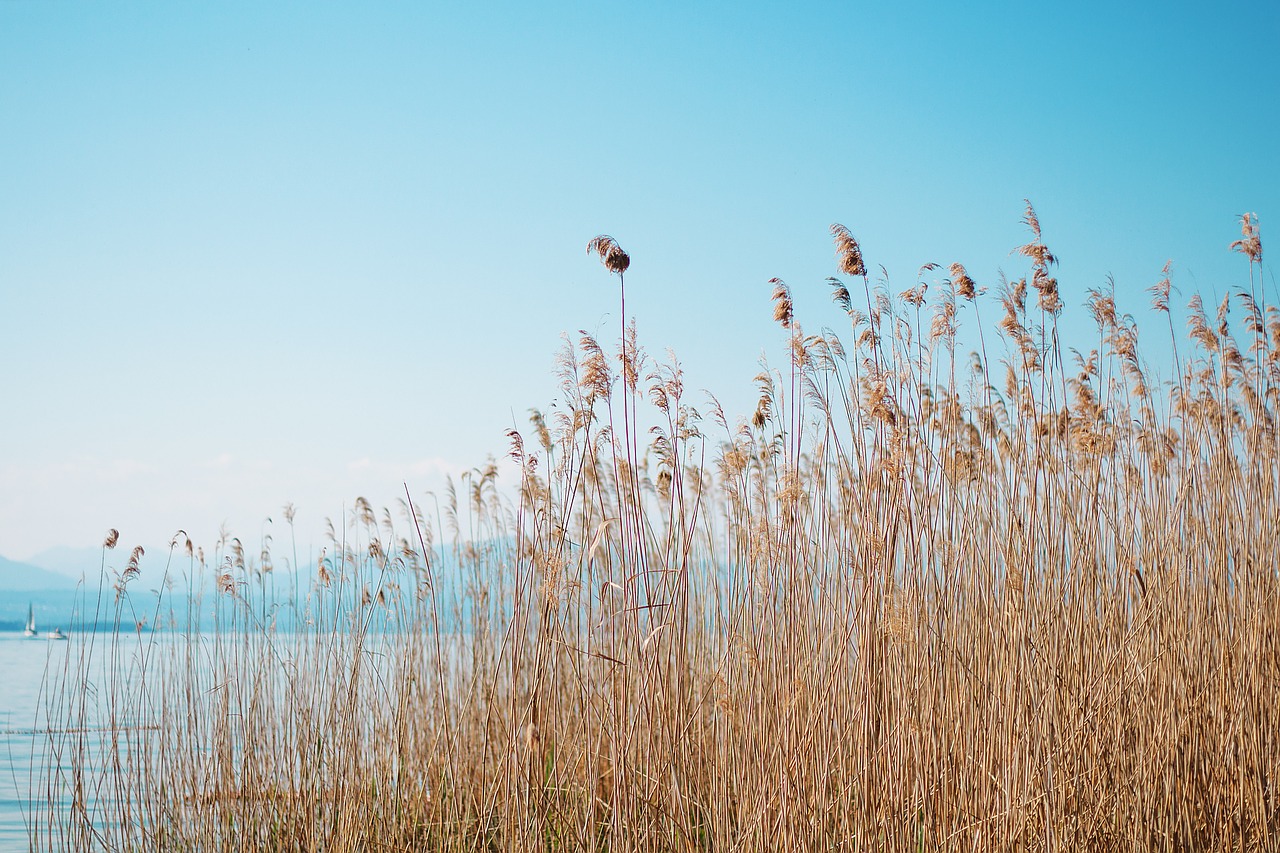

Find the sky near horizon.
[{"left": 1, "top": 2, "right": 1277, "bottom": 564}]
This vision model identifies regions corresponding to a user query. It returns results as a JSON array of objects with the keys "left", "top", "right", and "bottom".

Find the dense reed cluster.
[{"left": 33, "top": 205, "right": 1280, "bottom": 851}]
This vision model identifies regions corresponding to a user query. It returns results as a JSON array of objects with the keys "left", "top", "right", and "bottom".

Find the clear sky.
[{"left": 1, "top": 1, "right": 1277, "bottom": 563}]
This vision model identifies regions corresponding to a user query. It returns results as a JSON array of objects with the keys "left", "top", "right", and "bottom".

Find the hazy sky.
[{"left": 1, "top": 1, "right": 1277, "bottom": 562}]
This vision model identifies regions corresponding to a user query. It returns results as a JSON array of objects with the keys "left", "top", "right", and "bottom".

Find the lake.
[
  {"left": 0, "top": 626, "right": 170, "bottom": 851},
  {"left": 0, "top": 611, "right": 450, "bottom": 850},
  {"left": 0, "top": 632, "right": 70, "bottom": 850}
]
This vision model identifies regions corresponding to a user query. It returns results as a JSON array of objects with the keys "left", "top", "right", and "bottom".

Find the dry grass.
[{"left": 31, "top": 207, "right": 1280, "bottom": 851}]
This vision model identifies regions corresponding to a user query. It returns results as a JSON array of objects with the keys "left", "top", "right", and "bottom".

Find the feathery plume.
[
  {"left": 770, "top": 278, "right": 793, "bottom": 328},
  {"left": 587, "top": 235, "right": 631, "bottom": 275},
  {"left": 830, "top": 224, "right": 867, "bottom": 277},
  {"left": 1230, "top": 213, "right": 1262, "bottom": 263},
  {"left": 1022, "top": 199, "right": 1041, "bottom": 239},
  {"left": 827, "top": 277, "right": 852, "bottom": 313},
  {"left": 949, "top": 263, "right": 977, "bottom": 301},
  {"left": 1149, "top": 261, "right": 1173, "bottom": 313}
]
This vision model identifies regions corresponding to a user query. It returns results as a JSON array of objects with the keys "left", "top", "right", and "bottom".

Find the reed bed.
[{"left": 33, "top": 205, "right": 1280, "bottom": 851}]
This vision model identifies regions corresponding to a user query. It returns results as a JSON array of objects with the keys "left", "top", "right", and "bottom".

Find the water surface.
[{"left": 0, "top": 633, "right": 71, "bottom": 850}]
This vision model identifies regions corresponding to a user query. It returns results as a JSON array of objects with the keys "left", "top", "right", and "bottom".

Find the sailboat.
[
  {"left": 23, "top": 603, "right": 37, "bottom": 637},
  {"left": 46, "top": 627, "right": 67, "bottom": 640}
]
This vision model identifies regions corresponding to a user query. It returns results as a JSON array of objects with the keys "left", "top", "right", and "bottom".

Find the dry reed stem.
[{"left": 30, "top": 206, "right": 1280, "bottom": 852}]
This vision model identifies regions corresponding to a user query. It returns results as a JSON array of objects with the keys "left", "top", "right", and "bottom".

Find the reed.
[{"left": 31, "top": 206, "right": 1280, "bottom": 851}]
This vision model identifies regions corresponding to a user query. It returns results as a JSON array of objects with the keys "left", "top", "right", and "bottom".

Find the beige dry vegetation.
[{"left": 32, "top": 206, "right": 1280, "bottom": 851}]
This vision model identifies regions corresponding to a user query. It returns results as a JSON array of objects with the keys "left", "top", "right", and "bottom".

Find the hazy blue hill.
[
  {"left": 0, "top": 557, "right": 81, "bottom": 630},
  {"left": 0, "top": 555, "right": 79, "bottom": 592},
  {"left": 24, "top": 545, "right": 108, "bottom": 581}
]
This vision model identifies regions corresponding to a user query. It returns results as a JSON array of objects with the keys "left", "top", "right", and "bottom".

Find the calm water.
[
  {"left": 0, "top": 628, "right": 157, "bottom": 850},
  {"left": 0, "top": 620, "right": 432, "bottom": 850},
  {"left": 0, "top": 632, "right": 71, "bottom": 851}
]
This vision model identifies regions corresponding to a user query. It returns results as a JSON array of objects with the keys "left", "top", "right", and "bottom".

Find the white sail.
[{"left": 24, "top": 603, "right": 37, "bottom": 636}]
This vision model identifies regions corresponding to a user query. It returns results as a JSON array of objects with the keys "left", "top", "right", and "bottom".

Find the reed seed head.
[
  {"left": 770, "top": 277, "right": 793, "bottom": 328},
  {"left": 830, "top": 223, "right": 867, "bottom": 277},
  {"left": 1022, "top": 198, "right": 1041, "bottom": 239},
  {"left": 587, "top": 235, "right": 631, "bottom": 275},
  {"left": 827, "top": 277, "right": 853, "bottom": 313},
  {"left": 1231, "top": 212, "right": 1262, "bottom": 262},
  {"left": 949, "top": 263, "right": 976, "bottom": 300}
]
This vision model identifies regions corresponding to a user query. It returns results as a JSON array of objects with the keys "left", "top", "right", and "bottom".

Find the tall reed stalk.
[{"left": 32, "top": 207, "right": 1280, "bottom": 851}]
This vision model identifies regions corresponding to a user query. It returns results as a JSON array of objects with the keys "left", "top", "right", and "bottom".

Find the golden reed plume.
[{"left": 586, "top": 235, "right": 631, "bottom": 275}]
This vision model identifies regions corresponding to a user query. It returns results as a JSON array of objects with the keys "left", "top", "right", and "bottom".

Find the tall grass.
[{"left": 33, "top": 205, "right": 1280, "bottom": 850}]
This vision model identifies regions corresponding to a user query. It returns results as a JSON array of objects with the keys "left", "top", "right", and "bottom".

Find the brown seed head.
[
  {"left": 103, "top": 529, "right": 119, "bottom": 549},
  {"left": 949, "top": 263, "right": 976, "bottom": 300},
  {"left": 899, "top": 286, "right": 925, "bottom": 308},
  {"left": 1148, "top": 261, "right": 1173, "bottom": 314},
  {"left": 1022, "top": 199, "right": 1041, "bottom": 239},
  {"left": 830, "top": 224, "right": 867, "bottom": 277},
  {"left": 1230, "top": 212, "right": 1262, "bottom": 263},
  {"left": 827, "top": 277, "right": 853, "bottom": 313},
  {"left": 506, "top": 428, "right": 525, "bottom": 463},
  {"left": 587, "top": 235, "right": 631, "bottom": 275},
  {"left": 578, "top": 332, "right": 612, "bottom": 401},
  {"left": 770, "top": 278, "right": 793, "bottom": 328}
]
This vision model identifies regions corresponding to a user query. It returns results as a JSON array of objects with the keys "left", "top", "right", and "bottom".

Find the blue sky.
[{"left": 1, "top": 1, "right": 1277, "bottom": 563}]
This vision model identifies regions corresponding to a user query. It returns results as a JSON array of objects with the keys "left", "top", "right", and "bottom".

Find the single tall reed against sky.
[
  {"left": 1, "top": 2, "right": 1277, "bottom": 561},
  {"left": 32, "top": 207, "right": 1280, "bottom": 850}
]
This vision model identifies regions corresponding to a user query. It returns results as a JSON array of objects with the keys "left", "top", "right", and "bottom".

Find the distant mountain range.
[
  {"left": 0, "top": 555, "right": 81, "bottom": 630},
  {"left": 0, "top": 554, "right": 80, "bottom": 592},
  {"left": 1, "top": 545, "right": 173, "bottom": 590},
  {"left": 21, "top": 545, "right": 107, "bottom": 581},
  {"left": 0, "top": 545, "right": 469, "bottom": 633}
]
